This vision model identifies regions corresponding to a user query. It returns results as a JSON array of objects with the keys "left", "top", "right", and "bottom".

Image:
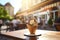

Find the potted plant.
[{"left": 48, "top": 18, "right": 53, "bottom": 27}]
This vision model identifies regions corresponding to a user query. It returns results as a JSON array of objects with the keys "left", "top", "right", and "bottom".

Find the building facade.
[
  {"left": 5, "top": 2, "right": 14, "bottom": 17},
  {"left": 21, "top": 0, "right": 46, "bottom": 11},
  {"left": 17, "top": 0, "right": 60, "bottom": 18}
]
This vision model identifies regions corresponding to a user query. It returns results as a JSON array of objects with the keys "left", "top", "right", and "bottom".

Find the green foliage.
[
  {"left": 0, "top": 5, "right": 13, "bottom": 20},
  {"left": 48, "top": 18, "right": 53, "bottom": 25}
]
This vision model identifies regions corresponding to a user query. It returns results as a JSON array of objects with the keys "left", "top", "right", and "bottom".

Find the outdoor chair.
[{"left": 17, "top": 24, "right": 26, "bottom": 29}]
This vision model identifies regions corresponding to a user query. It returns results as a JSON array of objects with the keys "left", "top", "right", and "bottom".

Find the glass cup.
[{"left": 26, "top": 19, "right": 38, "bottom": 35}]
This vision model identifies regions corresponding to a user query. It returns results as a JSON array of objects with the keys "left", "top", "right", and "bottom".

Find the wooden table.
[{"left": 1, "top": 29, "right": 60, "bottom": 40}]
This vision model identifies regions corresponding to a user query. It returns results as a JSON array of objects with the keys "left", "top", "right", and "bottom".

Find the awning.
[{"left": 16, "top": 0, "right": 60, "bottom": 16}]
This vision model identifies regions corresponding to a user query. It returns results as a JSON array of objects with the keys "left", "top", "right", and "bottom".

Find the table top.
[{"left": 1, "top": 29, "right": 60, "bottom": 40}]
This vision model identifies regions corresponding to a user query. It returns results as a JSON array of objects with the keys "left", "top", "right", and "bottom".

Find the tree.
[{"left": 0, "top": 4, "right": 13, "bottom": 20}]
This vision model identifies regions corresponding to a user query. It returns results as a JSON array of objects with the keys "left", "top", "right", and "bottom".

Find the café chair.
[
  {"left": 54, "top": 23, "right": 60, "bottom": 31},
  {"left": 17, "top": 24, "right": 26, "bottom": 29}
]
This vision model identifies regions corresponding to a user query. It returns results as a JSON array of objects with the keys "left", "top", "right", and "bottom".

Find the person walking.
[
  {"left": 11, "top": 18, "right": 20, "bottom": 30},
  {"left": 54, "top": 16, "right": 60, "bottom": 31},
  {"left": 0, "top": 19, "right": 3, "bottom": 33}
]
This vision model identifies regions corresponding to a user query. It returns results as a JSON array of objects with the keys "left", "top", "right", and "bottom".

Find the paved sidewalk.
[
  {"left": 1, "top": 24, "right": 57, "bottom": 33},
  {"left": 38, "top": 25, "right": 56, "bottom": 31},
  {"left": 1, "top": 25, "right": 9, "bottom": 33}
]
